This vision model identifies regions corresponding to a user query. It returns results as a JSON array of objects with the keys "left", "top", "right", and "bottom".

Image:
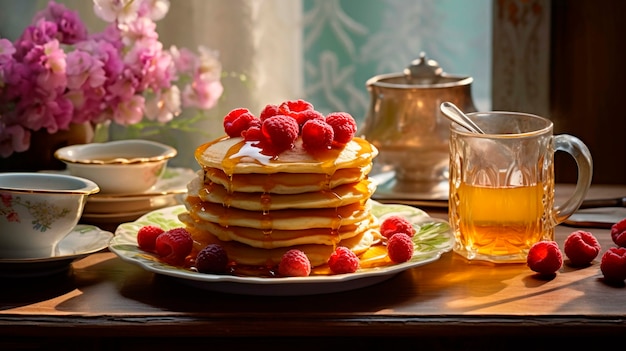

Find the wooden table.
[{"left": 1, "top": 185, "right": 625, "bottom": 350}]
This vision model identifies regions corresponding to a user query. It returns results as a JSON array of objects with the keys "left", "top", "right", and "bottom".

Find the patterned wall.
[{"left": 302, "top": 0, "right": 493, "bottom": 125}]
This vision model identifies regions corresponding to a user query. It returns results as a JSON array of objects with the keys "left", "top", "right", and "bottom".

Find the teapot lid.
[
  {"left": 366, "top": 51, "right": 472, "bottom": 89},
  {"left": 403, "top": 52, "right": 443, "bottom": 84}
]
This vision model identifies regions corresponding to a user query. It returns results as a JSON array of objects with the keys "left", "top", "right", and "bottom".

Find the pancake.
[
  {"left": 188, "top": 226, "right": 379, "bottom": 267},
  {"left": 188, "top": 174, "right": 376, "bottom": 211},
  {"left": 195, "top": 137, "right": 377, "bottom": 175},
  {"left": 179, "top": 211, "right": 379, "bottom": 248},
  {"left": 183, "top": 196, "right": 373, "bottom": 230},
  {"left": 203, "top": 165, "right": 372, "bottom": 194}
]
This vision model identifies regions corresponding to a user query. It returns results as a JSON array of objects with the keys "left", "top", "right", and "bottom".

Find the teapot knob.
[{"left": 403, "top": 52, "right": 443, "bottom": 84}]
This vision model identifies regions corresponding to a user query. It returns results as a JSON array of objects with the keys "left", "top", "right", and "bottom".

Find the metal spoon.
[{"left": 440, "top": 102, "right": 485, "bottom": 134}]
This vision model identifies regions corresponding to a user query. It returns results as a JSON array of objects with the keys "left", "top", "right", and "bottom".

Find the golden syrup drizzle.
[
  {"left": 224, "top": 140, "right": 272, "bottom": 175},
  {"left": 259, "top": 193, "right": 273, "bottom": 231},
  {"left": 322, "top": 173, "right": 332, "bottom": 191}
]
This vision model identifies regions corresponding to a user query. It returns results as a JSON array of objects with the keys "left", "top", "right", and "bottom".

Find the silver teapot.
[{"left": 360, "top": 53, "right": 477, "bottom": 201}]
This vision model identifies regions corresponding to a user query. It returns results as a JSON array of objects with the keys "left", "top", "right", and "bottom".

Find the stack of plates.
[{"left": 77, "top": 167, "right": 196, "bottom": 227}]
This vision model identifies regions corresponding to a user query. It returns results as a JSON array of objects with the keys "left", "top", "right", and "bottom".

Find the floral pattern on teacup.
[{"left": 0, "top": 194, "right": 70, "bottom": 232}]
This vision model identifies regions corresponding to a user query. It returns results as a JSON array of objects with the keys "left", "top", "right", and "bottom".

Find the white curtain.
[{"left": 1, "top": 0, "right": 303, "bottom": 169}]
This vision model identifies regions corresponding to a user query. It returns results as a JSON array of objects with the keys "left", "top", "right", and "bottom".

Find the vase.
[{"left": 0, "top": 122, "right": 95, "bottom": 172}]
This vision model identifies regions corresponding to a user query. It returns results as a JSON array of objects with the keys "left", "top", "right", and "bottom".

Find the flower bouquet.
[{"left": 0, "top": 0, "right": 223, "bottom": 166}]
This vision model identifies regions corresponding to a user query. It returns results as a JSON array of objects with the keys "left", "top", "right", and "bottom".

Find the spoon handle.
[{"left": 440, "top": 102, "right": 485, "bottom": 134}]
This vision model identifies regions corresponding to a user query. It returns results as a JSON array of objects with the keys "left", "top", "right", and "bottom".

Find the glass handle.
[{"left": 553, "top": 134, "right": 594, "bottom": 223}]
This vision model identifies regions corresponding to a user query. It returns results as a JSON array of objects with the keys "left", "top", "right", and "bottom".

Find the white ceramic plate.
[
  {"left": 0, "top": 224, "right": 113, "bottom": 277},
  {"left": 109, "top": 203, "right": 454, "bottom": 296}
]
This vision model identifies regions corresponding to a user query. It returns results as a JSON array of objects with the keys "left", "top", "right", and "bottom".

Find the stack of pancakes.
[{"left": 179, "top": 136, "right": 380, "bottom": 268}]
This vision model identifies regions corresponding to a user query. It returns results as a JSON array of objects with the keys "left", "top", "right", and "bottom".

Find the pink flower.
[
  {"left": 1, "top": 0, "right": 223, "bottom": 158},
  {"left": 0, "top": 124, "right": 30, "bottom": 157},
  {"left": 66, "top": 50, "right": 106, "bottom": 90},
  {"left": 183, "top": 78, "right": 223, "bottom": 110},
  {"left": 13, "top": 19, "right": 58, "bottom": 59},
  {"left": 170, "top": 46, "right": 196, "bottom": 75},
  {"left": 121, "top": 17, "right": 158, "bottom": 45},
  {"left": 144, "top": 86, "right": 181, "bottom": 123},
  {"left": 38, "top": 40, "right": 68, "bottom": 91},
  {"left": 0, "top": 39, "right": 16, "bottom": 63},
  {"left": 33, "top": 0, "right": 88, "bottom": 44},
  {"left": 93, "top": 0, "right": 141, "bottom": 24},
  {"left": 113, "top": 95, "right": 145, "bottom": 125},
  {"left": 139, "top": 0, "right": 170, "bottom": 21}
]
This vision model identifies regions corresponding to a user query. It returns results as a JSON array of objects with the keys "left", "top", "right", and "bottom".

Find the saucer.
[
  {"left": 370, "top": 171, "right": 449, "bottom": 208},
  {"left": 0, "top": 224, "right": 113, "bottom": 277},
  {"left": 84, "top": 193, "right": 180, "bottom": 214}
]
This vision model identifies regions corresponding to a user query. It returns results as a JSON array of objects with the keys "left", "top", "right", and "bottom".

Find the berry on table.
[
  {"left": 387, "top": 233, "right": 414, "bottom": 263},
  {"left": 380, "top": 215, "right": 416, "bottom": 239},
  {"left": 610, "top": 218, "right": 626, "bottom": 247},
  {"left": 195, "top": 244, "right": 229, "bottom": 274},
  {"left": 600, "top": 247, "right": 626, "bottom": 283},
  {"left": 328, "top": 246, "right": 360, "bottom": 274},
  {"left": 155, "top": 227, "right": 193, "bottom": 265},
  {"left": 526, "top": 241, "right": 562, "bottom": 276},
  {"left": 278, "top": 249, "right": 311, "bottom": 277},
  {"left": 136, "top": 225, "right": 165, "bottom": 253},
  {"left": 563, "top": 230, "right": 601, "bottom": 266}
]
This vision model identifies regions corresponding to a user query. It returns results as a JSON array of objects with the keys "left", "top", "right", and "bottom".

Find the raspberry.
[
  {"left": 600, "top": 247, "right": 626, "bottom": 283},
  {"left": 278, "top": 99, "right": 314, "bottom": 118},
  {"left": 278, "top": 249, "right": 311, "bottom": 277},
  {"left": 195, "top": 244, "right": 229, "bottom": 274},
  {"left": 328, "top": 246, "right": 360, "bottom": 274},
  {"left": 295, "top": 109, "right": 324, "bottom": 127},
  {"left": 136, "top": 225, "right": 164, "bottom": 253},
  {"left": 224, "top": 108, "right": 257, "bottom": 137},
  {"left": 301, "top": 119, "right": 334, "bottom": 151},
  {"left": 155, "top": 227, "right": 193, "bottom": 265},
  {"left": 380, "top": 215, "right": 415, "bottom": 239},
  {"left": 610, "top": 218, "right": 626, "bottom": 247},
  {"left": 526, "top": 241, "right": 562, "bottom": 275},
  {"left": 259, "top": 104, "right": 280, "bottom": 121},
  {"left": 242, "top": 125, "right": 263, "bottom": 142},
  {"left": 563, "top": 230, "right": 601, "bottom": 266},
  {"left": 261, "top": 115, "right": 299, "bottom": 151},
  {"left": 325, "top": 112, "right": 357, "bottom": 145},
  {"left": 387, "top": 233, "right": 414, "bottom": 263}
]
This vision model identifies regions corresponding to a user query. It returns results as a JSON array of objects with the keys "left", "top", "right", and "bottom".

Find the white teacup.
[
  {"left": 0, "top": 172, "right": 99, "bottom": 259},
  {"left": 54, "top": 139, "right": 177, "bottom": 194}
]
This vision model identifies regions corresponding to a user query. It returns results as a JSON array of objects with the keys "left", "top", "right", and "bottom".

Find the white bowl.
[
  {"left": 0, "top": 172, "right": 100, "bottom": 259},
  {"left": 54, "top": 139, "right": 177, "bottom": 194}
]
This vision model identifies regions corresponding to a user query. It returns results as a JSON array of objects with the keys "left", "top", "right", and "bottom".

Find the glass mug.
[{"left": 449, "top": 111, "right": 593, "bottom": 263}]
